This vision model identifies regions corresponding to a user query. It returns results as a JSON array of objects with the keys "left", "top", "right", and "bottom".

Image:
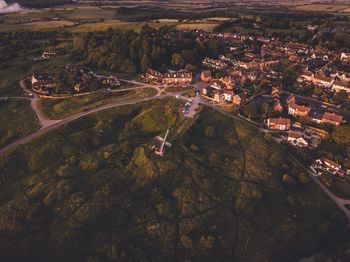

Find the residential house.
[
  {"left": 288, "top": 103, "right": 311, "bottom": 117},
  {"left": 315, "top": 158, "right": 345, "bottom": 176},
  {"left": 299, "top": 71, "right": 314, "bottom": 82},
  {"left": 31, "top": 73, "right": 56, "bottom": 94},
  {"left": 266, "top": 118, "right": 291, "bottom": 131},
  {"left": 332, "top": 81, "right": 350, "bottom": 93},
  {"left": 41, "top": 51, "right": 57, "bottom": 59},
  {"left": 202, "top": 58, "right": 228, "bottom": 70},
  {"left": 321, "top": 112, "right": 343, "bottom": 126},
  {"left": 312, "top": 74, "right": 334, "bottom": 88},
  {"left": 142, "top": 69, "right": 163, "bottom": 83},
  {"left": 287, "top": 131, "right": 308, "bottom": 148},
  {"left": 162, "top": 70, "right": 192, "bottom": 86}
]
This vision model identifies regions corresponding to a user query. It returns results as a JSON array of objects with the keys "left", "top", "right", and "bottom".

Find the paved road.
[{"left": 0, "top": 83, "right": 185, "bottom": 155}]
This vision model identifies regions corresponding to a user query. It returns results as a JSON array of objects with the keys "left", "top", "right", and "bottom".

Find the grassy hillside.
[
  {"left": 0, "top": 99, "right": 39, "bottom": 147},
  {"left": 0, "top": 99, "right": 347, "bottom": 261}
]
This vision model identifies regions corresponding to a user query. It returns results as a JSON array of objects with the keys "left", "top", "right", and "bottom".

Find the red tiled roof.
[
  {"left": 268, "top": 118, "right": 291, "bottom": 126},
  {"left": 314, "top": 74, "right": 333, "bottom": 83},
  {"left": 333, "top": 81, "right": 350, "bottom": 88},
  {"left": 322, "top": 112, "right": 343, "bottom": 124},
  {"left": 289, "top": 103, "right": 311, "bottom": 114}
]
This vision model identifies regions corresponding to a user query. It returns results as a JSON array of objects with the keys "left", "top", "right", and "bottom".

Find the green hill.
[{"left": 0, "top": 98, "right": 347, "bottom": 261}]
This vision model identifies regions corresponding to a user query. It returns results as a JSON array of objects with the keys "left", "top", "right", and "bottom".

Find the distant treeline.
[{"left": 115, "top": 6, "right": 238, "bottom": 22}]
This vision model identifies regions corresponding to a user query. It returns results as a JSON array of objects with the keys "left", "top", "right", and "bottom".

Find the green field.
[
  {"left": 0, "top": 5, "right": 220, "bottom": 33},
  {"left": 38, "top": 88, "right": 157, "bottom": 119},
  {"left": 0, "top": 99, "right": 39, "bottom": 147},
  {"left": 0, "top": 99, "right": 346, "bottom": 261},
  {"left": 290, "top": 4, "right": 350, "bottom": 13}
]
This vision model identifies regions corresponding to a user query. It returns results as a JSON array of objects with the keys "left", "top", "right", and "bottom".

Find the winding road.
[{"left": 0, "top": 79, "right": 182, "bottom": 155}]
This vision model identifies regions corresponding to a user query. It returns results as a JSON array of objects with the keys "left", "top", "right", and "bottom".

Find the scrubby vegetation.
[
  {"left": 0, "top": 99, "right": 39, "bottom": 147},
  {"left": 0, "top": 99, "right": 346, "bottom": 261},
  {"left": 38, "top": 88, "right": 157, "bottom": 119}
]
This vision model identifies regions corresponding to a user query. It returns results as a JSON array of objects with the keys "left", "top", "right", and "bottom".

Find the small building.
[
  {"left": 41, "top": 51, "right": 57, "bottom": 59},
  {"left": 267, "top": 118, "right": 291, "bottom": 131},
  {"left": 288, "top": 103, "right": 311, "bottom": 117},
  {"left": 31, "top": 73, "right": 56, "bottom": 94},
  {"left": 287, "top": 131, "right": 308, "bottom": 148},
  {"left": 202, "top": 58, "right": 228, "bottom": 70}
]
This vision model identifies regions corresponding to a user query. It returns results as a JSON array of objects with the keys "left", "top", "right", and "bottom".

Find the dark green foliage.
[
  {"left": 332, "top": 126, "right": 350, "bottom": 145},
  {"left": 71, "top": 26, "right": 222, "bottom": 73}
]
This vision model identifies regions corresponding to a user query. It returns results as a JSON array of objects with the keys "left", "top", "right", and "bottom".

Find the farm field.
[{"left": 290, "top": 4, "right": 350, "bottom": 13}]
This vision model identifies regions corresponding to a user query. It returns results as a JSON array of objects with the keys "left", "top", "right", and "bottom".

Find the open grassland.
[
  {"left": 0, "top": 19, "right": 218, "bottom": 33},
  {"left": 0, "top": 99, "right": 346, "bottom": 261},
  {"left": 0, "top": 100, "right": 39, "bottom": 147},
  {"left": 0, "top": 5, "right": 220, "bottom": 33},
  {"left": 176, "top": 21, "right": 218, "bottom": 31},
  {"left": 290, "top": 4, "right": 350, "bottom": 13},
  {"left": 38, "top": 88, "right": 157, "bottom": 120}
]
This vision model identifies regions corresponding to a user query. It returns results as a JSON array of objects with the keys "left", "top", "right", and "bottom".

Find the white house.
[
  {"left": 332, "top": 81, "right": 350, "bottom": 93},
  {"left": 287, "top": 131, "right": 308, "bottom": 148}
]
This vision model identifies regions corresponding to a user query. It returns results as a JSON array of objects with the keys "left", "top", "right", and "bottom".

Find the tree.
[
  {"left": 171, "top": 53, "right": 184, "bottom": 67},
  {"left": 313, "top": 86, "right": 323, "bottom": 96},
  {"left": 282, "top": 65, "right": 297, "bottom": 87},
  {"left": 73, "top": 35, "right": 86, "bottom": 50},
  {"left": 335, "top": 90, "right": 348, "bottom": 103},
  {"left": 244, "top": 102, "right": 261, "bottom": 119},
  {"left": 332, "top": 126, "right": 350, "bottom": 145}
]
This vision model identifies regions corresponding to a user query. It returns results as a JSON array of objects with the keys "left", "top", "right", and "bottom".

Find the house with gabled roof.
[
  {"left": 312, "top": 74, "right": 334, "bottom": 88},
  {"left": 287, "top": 131, "right": 308, "bottom": 148},
  {"left": 288, "top": 103, "right": 311, "bottom": 117},
  {"left": 266, "top": 118, "right": 291, "bottom": 131},
  {"left": 321, "top": 112, "right": 343, "bottom": 126},
  {"left": 332, "top": 81, "right": 350, "bottom": 93}
]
